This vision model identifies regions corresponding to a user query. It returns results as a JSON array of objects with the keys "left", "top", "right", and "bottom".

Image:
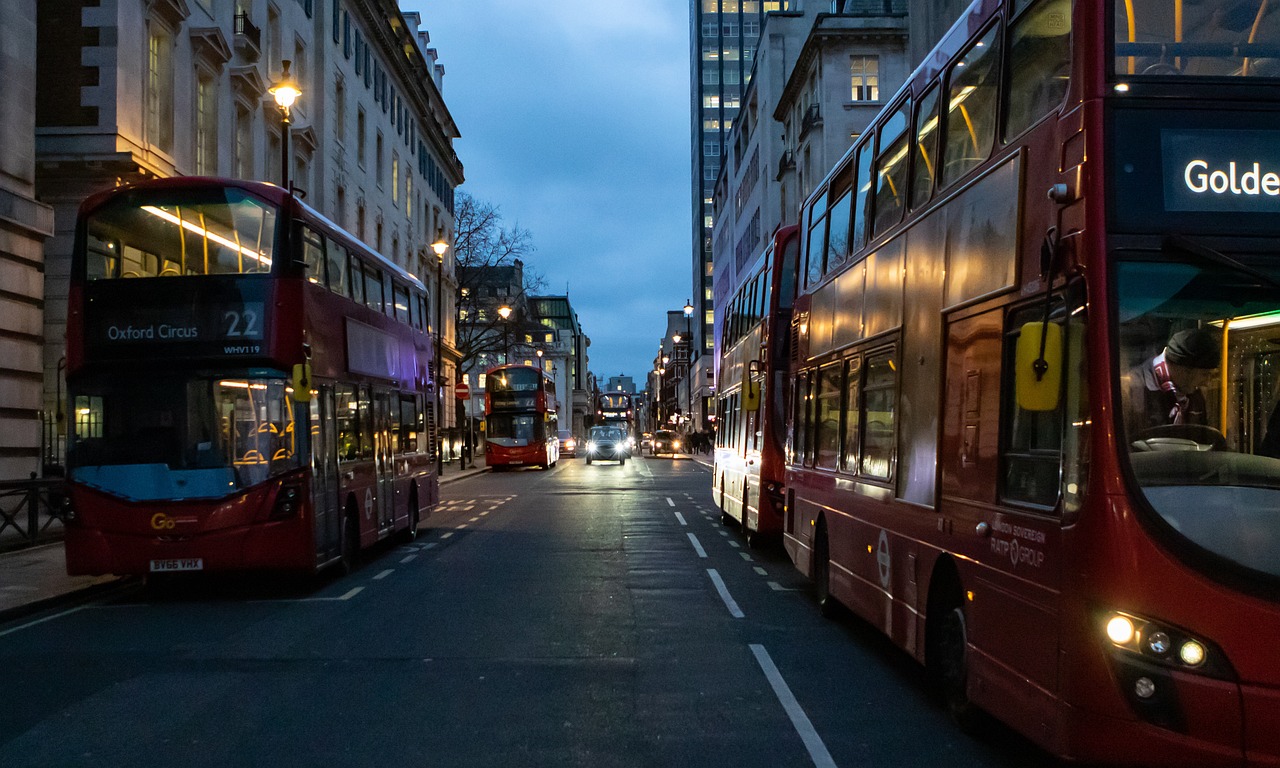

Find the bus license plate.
[{"left": 149, "top": 558, "right": 203, "bottom": 573}]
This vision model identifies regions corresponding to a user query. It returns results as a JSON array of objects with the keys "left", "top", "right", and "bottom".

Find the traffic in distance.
[{"left": 712, "top": 1, "right": 1280, "bottom": 765}]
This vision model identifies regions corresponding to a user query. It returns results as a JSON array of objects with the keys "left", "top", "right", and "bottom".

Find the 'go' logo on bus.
[{"left": 150, "top": 513, "right": 177, "bottom": 531}]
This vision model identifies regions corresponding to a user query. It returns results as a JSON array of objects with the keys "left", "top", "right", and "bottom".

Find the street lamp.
[
  {"left": 268, "top": 60, "right": 301, "bottom": 190},
  {"left": 683, "top": 299, "right": 695, "bottom": 429},
  {"left": 497, "top": 304, "right": 513, "bottom": 363},
  {"left": 431, "top": 230, "right": 449, "bottom": 475}
]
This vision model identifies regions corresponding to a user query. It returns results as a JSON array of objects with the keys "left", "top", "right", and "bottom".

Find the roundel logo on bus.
[{"left": 150, "top": 513, "right": 176, "bottom": 531}]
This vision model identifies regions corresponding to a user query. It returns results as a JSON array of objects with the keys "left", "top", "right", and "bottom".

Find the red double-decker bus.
[
  {"left": 595, "top": 391, "right": 635, "bottom": 447},
  {"left": 64, "top": 177, "right": 438, "bottom": 576},
  {"left": 484, "top": 364, "right": 559, "bottom": 470},
  {"left": 776, "top": 0, "right": 1280, "bottom": 764},
  {"left": 712, "top": 226, "right": 799, "bottom": 546}
]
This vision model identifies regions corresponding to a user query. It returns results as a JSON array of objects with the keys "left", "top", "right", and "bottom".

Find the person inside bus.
[{"left": 1122, "top": 327, "right": 1221, "bottom": 446}]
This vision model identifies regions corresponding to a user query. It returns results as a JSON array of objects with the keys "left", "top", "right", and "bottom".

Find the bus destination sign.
[
  {"left": 1163, "top": 129, "right": 1280, "bottom": 214},
  {"left": 87, "top": 301, "right": 267, "bottom": 356}
]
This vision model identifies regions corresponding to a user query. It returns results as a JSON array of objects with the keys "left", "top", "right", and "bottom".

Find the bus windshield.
[
  {"left": 84, "top": 188, "right": 278, "bottom": 279},
  {"left": 1115, "top": 0, "right": 1280, "bottom": 79},
  {"left": 1116, "top": 251, "right": 1280, "bottom": 579},
  {"left": 68, "top": 374, "right": 301, "bottom": 500}
]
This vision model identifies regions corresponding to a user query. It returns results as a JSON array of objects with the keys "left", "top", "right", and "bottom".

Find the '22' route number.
[{"left": 223, "top": 309, "right": 261, "bottom": 338}]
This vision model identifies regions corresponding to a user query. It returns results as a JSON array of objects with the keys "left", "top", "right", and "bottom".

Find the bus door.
[
  {"left": 940, "top": 307, "right": 1062, "bottom": 713},
  {"left": 310, "top": 386, "right": 341, "bottom": 562},
  {"left": 374, "top": 389, "right": 396, "bottom": 533}
]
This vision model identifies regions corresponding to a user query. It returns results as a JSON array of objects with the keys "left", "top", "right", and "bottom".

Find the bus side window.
[
  {"left": 850, "top": 142, "right": 874, "bottom": 252},
  {"left": 348, "top": 253, "right": 365, "bottom": 305},
  {"left": 815, "top": 361, "right": 844, "bottom": 470},
  {"left": 872, "top": 98, "right": 911, "bottom": 237},
  {"left": 1004, "top": 0, "right": 1071, "bottom": 141},
  {"left": 326, "top": 239, "right": 348, "bottom": 296},
  {"left": 302, "top": 227, "right": 325, "bottom": 285},
  {"left": 1002, "top": 304, "right": 1066, "bottom": 509},
  {"left": 393, "top": 283, "right": 410, "bottom": 323},
  {"left": 399, "top": 394, "right": 418, "bottom": 453},
  {"left": 841, "top": 356, "right": 862, "bottom": 474},
  {"left": 364, "top": 266, "right": 383, "bottom": 313},
  {"left": 910, "top": 85, "right": 941, "bottom": 210},
  {"left": 356, "top": 387, "right": 373, "bottom": 459},
  {"left": 861, "top": 349, "right": 897, "bottom": 480},
  {"left": 336, "top": 385, "right": 359, "bottom": 461},
  {"left": 942, "top": 23, "right": 1002, "bottom": 187}
]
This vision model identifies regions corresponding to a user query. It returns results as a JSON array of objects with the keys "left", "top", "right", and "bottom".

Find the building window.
[
  {"left": 392, "top": 153, "right": 399, "bottom": 203},
  {"left": 335, "top": 79, "right": 345, "bottom": 143},
  {"left": 234, "top": 106, "right": 253, "bottom": 179},
  {"left": 376, "top": 133, "right": 384, "bottom": 187},
  {"left": 195, "top": 72, "right": 218, "bottom": 175},
  {"left": 357, "top": 108, "right": 366, "bottom": 167},
  {"left": 851, "top": 55, "right": 880, "bottom": 101},
  {"left": 146, "top": 26, "right": 175, "bottom": 152}
]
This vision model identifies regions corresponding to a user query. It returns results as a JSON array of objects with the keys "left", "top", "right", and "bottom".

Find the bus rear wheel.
[
  {"left": 813, "top": 518, "right": 837, "bottom": 618},
  {"left": 399, "top": 489, "right": 420, "bottom": 543},
  {"left": 339, "top": 508, "right": 360, "bottom": 575}
]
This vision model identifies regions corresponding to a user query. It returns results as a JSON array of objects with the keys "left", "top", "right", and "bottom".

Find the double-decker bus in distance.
[
  {"left": 712, "top": 226, "right": 799, "bottom": 546},
  {"left": 595, "top": 392, "right": 635, "bottom": 447},
  {"left": 778, "top": 0, "right": 1280, "bottom": 764},
  {"left": 484, "top": 364, "right": 559, "bottom": 470},
  {"left": 64, "top": 177, "right": 438, "bottom": 577}
]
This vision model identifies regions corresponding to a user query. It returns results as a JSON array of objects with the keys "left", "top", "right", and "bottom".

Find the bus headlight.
[
  {"left": 1101, "top": 610, "right": 1230, "bottom": 678},
  {"left": 271, "top": 483, "right": 302, "bottom": 520},
  {"left": 586, "top": 441, "right": 597, "bottom": 453}
]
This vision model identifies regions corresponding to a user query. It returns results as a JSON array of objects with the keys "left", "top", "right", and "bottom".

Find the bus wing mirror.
[
  {"left": 742, "top": 360, "right": 762, "bottom": 412},
  {"left": 1015, "top": 322, "right": 1062, "bottom": 412},
  {"left": 291, "top": 363, "right": 313, "bottom": 402}
]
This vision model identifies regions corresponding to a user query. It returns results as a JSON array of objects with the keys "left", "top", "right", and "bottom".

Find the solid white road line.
[
  {"left": 749, "top": 644, "right": 837, "bottom": 768},
  {"left": 0, "top": 605, "right": 86, "bottom": 638},
  {"left": 707, "top": 569, "right": 744, "bottom": 618},
  {"left": 687, "top": 532, "right": 708, "bottom": 558}
]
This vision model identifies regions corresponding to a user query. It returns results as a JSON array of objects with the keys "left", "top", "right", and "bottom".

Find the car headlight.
[{"left": 672, "top": 440, "right": 681, "bottom": 449}]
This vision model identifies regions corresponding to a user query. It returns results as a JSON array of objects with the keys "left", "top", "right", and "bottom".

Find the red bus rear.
[
  {"left": 64, "top": 177, "right": 438, "bottom": 576},
  {"left": 484, "top": 364, "right": 559, "bottom": 470},
  {"left": 713, "top": 226, "right": 799, "bottom": 546},
  {"left": 777, "top": 1, "right": 1280, "bottom": 765}
]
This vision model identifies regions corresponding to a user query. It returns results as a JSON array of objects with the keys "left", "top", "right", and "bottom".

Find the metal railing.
[{"left": 0, "top": 478, "right": 69, "bottom": 552}]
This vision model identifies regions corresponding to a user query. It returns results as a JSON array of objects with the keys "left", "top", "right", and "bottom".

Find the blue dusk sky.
[{"left": 404, "top": 0, "right": 694, "bottom": 385}]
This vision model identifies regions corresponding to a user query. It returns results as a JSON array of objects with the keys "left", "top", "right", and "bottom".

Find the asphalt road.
[{"left": 0, "top": 456, "right": 1051, "bottom": 767}]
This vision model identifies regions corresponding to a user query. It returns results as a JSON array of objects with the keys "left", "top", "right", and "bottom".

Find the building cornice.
[
  {"left": 349, "top": 0, "right": 465, "bottom": 186},
  {"left": 773, "top": 13, "right": 909, "bottom": 123}
]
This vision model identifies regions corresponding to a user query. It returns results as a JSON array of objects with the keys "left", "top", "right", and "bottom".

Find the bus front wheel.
[{"left": 931, "top": 603, "right": 986, "bottom": 733}]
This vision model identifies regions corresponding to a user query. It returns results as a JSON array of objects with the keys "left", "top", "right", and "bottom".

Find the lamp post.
[
  {"left": 432, "top": 231, "right": 449, "bottom": 475},
  {"left": 497, "top": 304, "right": 513, "bottom": 363},
  {"left": 268, "top": 60, "right": 301, "bottom": 191},
  {"left": 684, "top": 299, "right": 695, "bottom": 428}
]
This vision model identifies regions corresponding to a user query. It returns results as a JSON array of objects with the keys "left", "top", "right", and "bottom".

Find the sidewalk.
[{"left": 0, "top": 459, "right": 490, "bottom": 622}]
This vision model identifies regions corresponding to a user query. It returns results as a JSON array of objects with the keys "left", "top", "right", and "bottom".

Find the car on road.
[
  {"left": 650, "top": 430, "right": 680, "bottom": 456},
  {"left": 585, "top": 426, "right": 629, "bottom": 465},
  {"left": 557, "top": 430, "right": 579, "bottom": 458}
]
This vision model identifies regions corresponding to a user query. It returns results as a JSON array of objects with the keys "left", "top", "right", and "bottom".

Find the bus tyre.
[
  {"left": 399, "top": 490, "right": 419, "bottom": 544},
  {"left": 339, "top": 509, "right": 360, "bottom": 575},
  {"left": 933, "top": 604, "right": 986, "bottom": 734},
  {"left": 813, "top": 519, "right": 837, "bottom": 618}
]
